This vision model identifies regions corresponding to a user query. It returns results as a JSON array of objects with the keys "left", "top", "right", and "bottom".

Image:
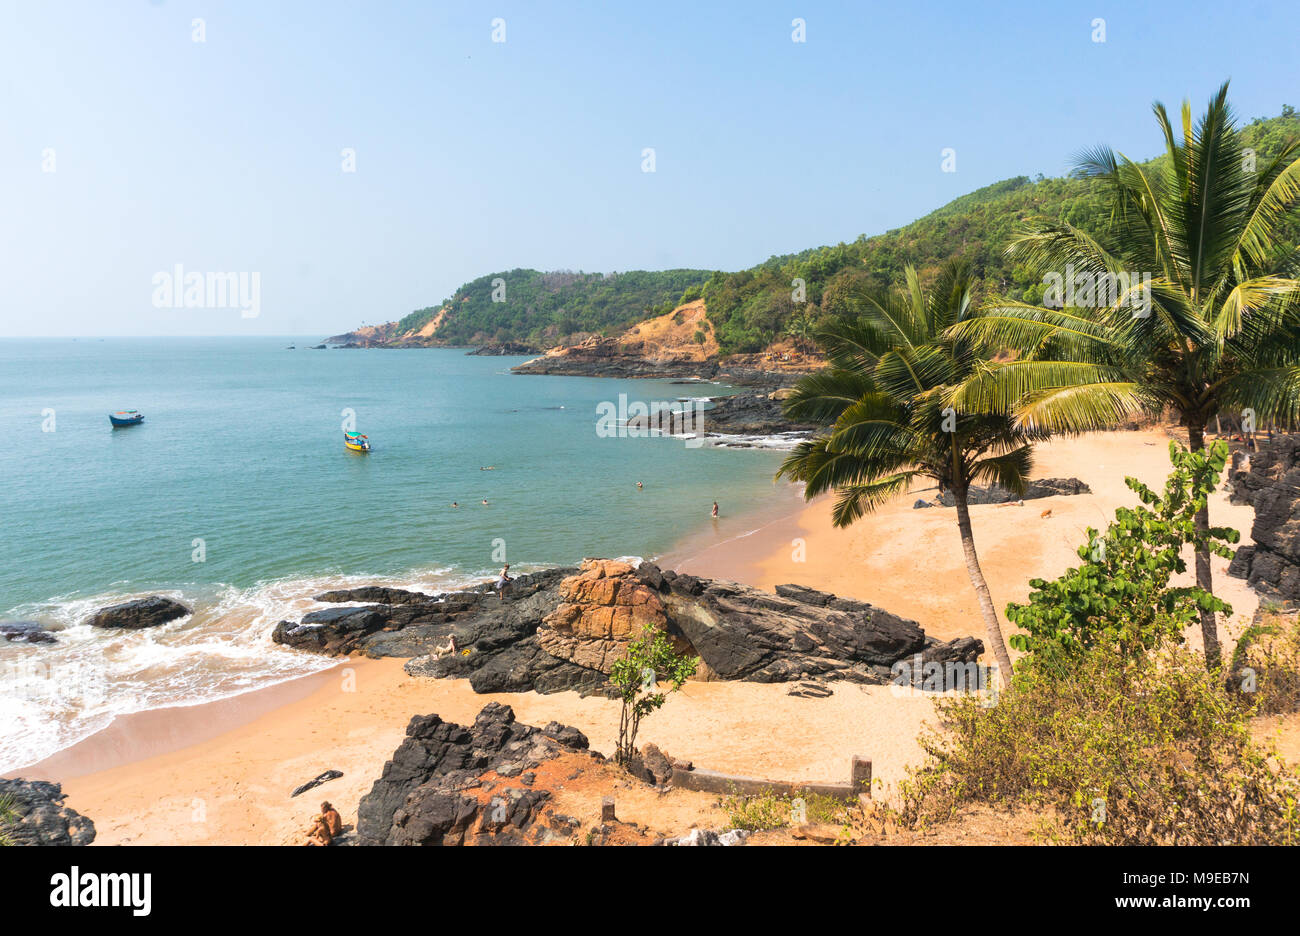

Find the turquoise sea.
[{"left": 0, "top": 337, "right": 793, "bottom": 770}]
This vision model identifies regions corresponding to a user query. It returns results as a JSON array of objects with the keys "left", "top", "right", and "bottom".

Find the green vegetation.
[
  {"left": 1007, "top": 441, "right": 1239, "bottom": 662},
  {"left": 0, "top": 794, "right": 16, "bottom": 847},
  {"left": 720, "top": 789, "right": 851, "bottom": 834},
  {"left": 896, "top": 636, "right": 1300, "bottom": 845},
  {"left": 949, "top": 84, "right": 1300, "bottom": 669},
  {"left": 394, "top": 268, "right": 709, "bottom": 346},
  {"left": 608, "top": 626, "right": 697, "bottom": 767},
  {"left": 702, "top": 108, "right": 1300, "bottom": 353},
  {"left": 777, "top": 260, "right": 1048, "bottom": 684},
  {"left": 366, "top": 108, "right": 1299, "bottom": 354}
]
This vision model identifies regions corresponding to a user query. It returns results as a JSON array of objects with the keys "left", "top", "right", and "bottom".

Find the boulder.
[
  {"left": 1226, "top": 435, "right": 1300, "bottom": 603},
  {"left": 87, "top": 596, "right": 191, "bottom": 629},
  {"left": 356, "top": 702, "right": 593, "bottom": 846},
  {"left": 913, "top": 477, "right": 1091, "bottom": 508},
  {"left": 0, "top": 621, "right": 56, "bottom": 644},
  {"left": 0, "top": 779, "right": 95, "bottom": 846}
]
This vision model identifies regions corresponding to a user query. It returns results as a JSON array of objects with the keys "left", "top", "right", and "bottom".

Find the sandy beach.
[{"left": 20, "top": 428, "right": 1266, "bottom": 844}]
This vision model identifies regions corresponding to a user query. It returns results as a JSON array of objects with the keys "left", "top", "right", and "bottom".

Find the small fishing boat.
[
  {"left": 109, "top": 410, "right": 144, "bottom": 427},
  {"left": 344, "top": 430, "right": 371, "bottom": 452}
]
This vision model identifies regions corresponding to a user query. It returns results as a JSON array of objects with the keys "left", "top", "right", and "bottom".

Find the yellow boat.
[{"left": 344, "top": 431, "right": 371, "bottom": 453}]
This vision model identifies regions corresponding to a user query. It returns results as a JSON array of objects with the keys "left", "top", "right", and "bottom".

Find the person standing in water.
[{"left": 711, "top": 501, "right": 719, "bottom": 519}]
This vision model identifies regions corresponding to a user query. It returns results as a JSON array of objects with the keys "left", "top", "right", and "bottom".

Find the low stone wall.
[{"left": 671, "top": 756, "right": 872, "bottom": 802}]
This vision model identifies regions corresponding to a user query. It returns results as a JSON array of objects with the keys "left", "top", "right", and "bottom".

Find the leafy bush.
[
  {"left": 1007, "top": 441, "right": 1239, "bottom": 660},
  {"left": 608, "top": 626, "right": 697, "bottom": 767},
  {"left": 895, "top": 637, "right": 1300, "bottom": 845}
]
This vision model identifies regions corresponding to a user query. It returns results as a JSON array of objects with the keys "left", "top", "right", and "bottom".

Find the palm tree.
[
  {"left": 777, "top": 261, "right": 1047, "bottom": 686},
  {"left": 948, "top": 82, "right": 1300, "bottom": 669}
]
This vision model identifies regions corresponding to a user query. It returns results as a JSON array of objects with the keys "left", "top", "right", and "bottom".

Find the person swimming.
[
  {"left": 451, "top": 501, "right": 459, "bottom": 508},
  {"left": 636, "top": 481, "right": 643, "bottom": 489},
  {"left": 482, "top": 498, "right": 489, "bottom": 505}
]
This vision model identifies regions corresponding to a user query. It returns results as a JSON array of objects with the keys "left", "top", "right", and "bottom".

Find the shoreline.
[{"left": 13, "top": 428, "right": 1270, "bottom": 844}]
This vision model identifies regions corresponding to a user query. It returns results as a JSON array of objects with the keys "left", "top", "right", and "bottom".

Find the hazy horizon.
[{"left": 3, "top": 0, "right": 1296, "bottom": 337}]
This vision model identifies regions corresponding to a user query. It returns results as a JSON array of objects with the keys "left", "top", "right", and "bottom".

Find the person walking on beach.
[{"left": 711, "top": 501, "right": 719, "bottom": 519}]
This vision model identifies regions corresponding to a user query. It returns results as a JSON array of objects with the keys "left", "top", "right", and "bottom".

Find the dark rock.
[
  {"left": 468, "top": 342, "right": 536, "bottom": 356},
  {"left": 0, "top": 621, "right": 56, "bottom": 644},
  {"left": 664, "top": 577, "right": 933, "bottom": 682},
  {"left": 356, "top": 702, "right": 592, "bottom": 846},
  {"left": 272, "top": 606, "right": 388, "bottom": 655},
  {"left": 87, "top": 596, "right": 191, "bottom": 630},
  {"left": 0, "top": 779, "right": 95, "bottom": 846},
  {"left": 314, "top": 586, "right": 436, "bottom": 605},
  {"left": 1226, "top": 435, "right": 1300, "bottom": 601},
  {"left": 788, "top": 681, "right": 834, "bottom": 698},
  {"left": 913, "top": 477, "right": 1092, "bottom": 508},
  {"left": 290, "top": 769, "right": 343, "bottom": 798}
]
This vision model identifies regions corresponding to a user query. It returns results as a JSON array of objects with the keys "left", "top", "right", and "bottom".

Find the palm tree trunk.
[
  {"left": 1186, "top": 423, "right": 1223, "bottom": 670},
  {"left": 952, "top": 483, "right": 1013, "bottom": 687}
]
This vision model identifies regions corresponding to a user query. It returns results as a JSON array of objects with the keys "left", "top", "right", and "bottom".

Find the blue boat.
[{"left": 109, "top": 410, "right": 144, "bottom": 427}]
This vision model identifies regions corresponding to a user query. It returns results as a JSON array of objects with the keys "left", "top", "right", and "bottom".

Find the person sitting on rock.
[
  {"left": 304, "top": 813, "right": 333, "bottom": 846},
  {"left": 320, "top": 802, "right": 342, "bottom": 838},
  {"left": 433, "top": 633, "right": 459, "bottom": 657}
]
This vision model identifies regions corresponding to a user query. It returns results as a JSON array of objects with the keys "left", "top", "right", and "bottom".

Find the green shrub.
[
  {"left": 720, "top": 790, "right": 850, "bottom": 832},
  {"left": 895, "top": 636, "right": 1300, "bottom": 845},
  {"left": 1007, "top": 441, "right": 1239, "bottom": 661},
  {"left": 608, "top": 626, "right": 697, "bottom": 767}
]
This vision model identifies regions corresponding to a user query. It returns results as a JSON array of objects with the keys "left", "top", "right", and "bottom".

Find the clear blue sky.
[{"left": 1, "top": 0, "right": 1295, "bottom": 336}]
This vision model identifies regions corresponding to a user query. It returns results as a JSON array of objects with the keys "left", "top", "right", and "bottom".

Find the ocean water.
[{"left": 0, "top": 337, "right": 790, "bottom": 770}]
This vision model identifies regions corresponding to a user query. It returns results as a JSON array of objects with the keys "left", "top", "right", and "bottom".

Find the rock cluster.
[
  {"left": 86, "top": 596, "right": 191, "bottom": 629},
  {"left": 0, "top": 621, "right": 57, "bottom": 644},
  {"left": 913, "top": 477, "right": 1091, "bottom": 508},
  {"left": 271, "top": 560, "right": 982, "bottom": 695},
  {"left": 1227, "top": 435, "right": 1300, "bottom": 603},
  {"left": 0, "top": 779, "right": 96, "bottom": 846},
  {"left": 356, "top": 702, "right": 593, "bottom": 846}
]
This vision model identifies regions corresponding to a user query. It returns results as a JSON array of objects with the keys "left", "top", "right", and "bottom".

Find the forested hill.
[
  {"left": 390, "top": 269, "right": 710, "bottom": 346},
  {"left": 700, "top": 108, "right": 1300, "bottom": 352},
  {"left": 356, "top": 109, "right": 1298, "bottom": 352}
]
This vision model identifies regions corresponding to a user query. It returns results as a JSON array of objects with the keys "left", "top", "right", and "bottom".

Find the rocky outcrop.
[
  {"left": 913, "top": 477, "right": 1091, "bottom": 508},
  {"left": 625, "top": 391, "right": 815, "bottom": 439},
  {"left": 0, "top": 779, "right": 96, "bottom": 846},
  {"left": 467, "top": 342, "right": 537, "bottom": 356},
  {"left": 0, "top": 621, "right": 56, "bottom": 644},
  {"left": 272, "top": 561, "right": 981, "bottom": 694},
  {"left": 1227, "top": 435, "right": 1300, "bottom": 603},
  {"left": 356, "top": 702, "right": 593, "bottom": 846},
  {"left": 86, "top": 596, "right": 191, "bottom": 629},
  {"left": 512, "top": 341, "right": 721, "bottom": 380},
  {"left": 538, "top": 559, "right": 681, "bottom": 672}
]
